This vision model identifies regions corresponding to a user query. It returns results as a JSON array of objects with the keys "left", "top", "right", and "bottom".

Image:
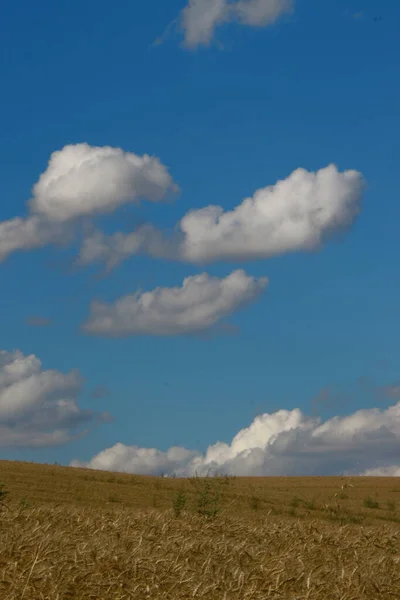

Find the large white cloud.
[
  {"left": 80, "top": 164, "right": 364, "bottom": 268},
  {"left": 82, "top": 269, "right": 268, "bottom": 336},
  {"left": 179, "top": 164, "right": 364, "bottom": 262},
  {"left": 179, "top": 0, "right": 293, "bottom": 48},
  {"left": 29, "top": 143, "right": 177, "bottom": 222},
  {"left": 71, "top": 399, "right": 400, "bottom": 476},
  {"left": 0, "top": 349, "right": 108, "bottom": 447},
  {"left": 0, "top": 143, "right": 177, "bottom": 262}
]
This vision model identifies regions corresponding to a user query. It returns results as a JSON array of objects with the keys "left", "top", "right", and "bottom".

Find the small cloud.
[
  {"left": 25, "top": 315, "right": 53, "bottom": 327},
  {"left": 0, "top": 348, "right": 109, "bottom": 448},
  {"left": 309, "top": 386, "right": 349, "bottom": 417},
  {"left": 161, "top": 0, "right": 294, "bottom": 50},
  {"left": 98, "top": 411, "right": 114, "bottom": 423},
  {"left": 379, "top": 384, "right": 400, "bottom": 400},
  {"left": 91, "top": 384, "right": 111, "bottom": 400}
]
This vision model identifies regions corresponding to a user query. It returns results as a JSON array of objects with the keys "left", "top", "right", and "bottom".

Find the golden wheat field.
[{"left": 0, "top": 460, "right": 400, "bottom": 599}]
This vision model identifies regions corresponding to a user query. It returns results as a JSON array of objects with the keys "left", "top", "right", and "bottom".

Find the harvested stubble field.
[{"left": 1, "top": 461, "right": 400, "bottom": 599}]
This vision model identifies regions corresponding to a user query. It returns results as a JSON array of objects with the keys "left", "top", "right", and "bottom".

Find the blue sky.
[{"left": 1, "top": 0, "right": 400, "bottom": 476}]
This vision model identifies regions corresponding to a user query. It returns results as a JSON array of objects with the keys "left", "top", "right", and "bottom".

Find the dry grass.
[{"left": 1, "top": 460, "right": 400, "bottom": 599}]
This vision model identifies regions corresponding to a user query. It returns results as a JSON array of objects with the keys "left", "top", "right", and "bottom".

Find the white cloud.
[
  {"left": 234, "top": 0, "right": 293, "bottom": 26},
  {"left": 0, "top": 349, "right": 107, "bottom": 447},
  {"left": 29, "top": 143, "right": 177, "bottom": 222},
  {"left": 360, "top": 465, "right": 400, "bottom": 476},
  {"left": 0, "top": 216, "right": 69, "bottom": 263},
  {"left": 71, "top": 399, "right": 400, "bottom": 476},
  {"left": 181, "top": 0, "right": 229, "bottom": 48},
  {"left": 0, "top": 143, "right": 177, "bottom": 262},
  {"left": 179, "top": 164, "right": 364, "bottom": 263},
  {"left": 82, "top": 269, "right": 268, "bottom": 336},
  {"left": 179, "top": 0, "right": 293, "bottom": 48},
  {"left": 81, "top": 164, "right": 364, "bottom": 268}
]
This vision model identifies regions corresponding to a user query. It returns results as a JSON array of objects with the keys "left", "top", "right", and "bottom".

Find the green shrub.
[
  {"left": 364, "top": 496, "right": 380, "bottom": 509},
  {"left": 172, "top": 489, "right": 188, "bottom": 517},
  {"left": 189, "top": 472, "right": 221, "bottom": 519}
]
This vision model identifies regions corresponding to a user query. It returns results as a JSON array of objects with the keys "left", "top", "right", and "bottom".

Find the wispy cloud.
[
  {"left": 91, "top": 384, "right": 111, "bottom": 400},
  {"left": 160, "top": 0, "right": 294, "bottom": 49},
  {"left": 82, "top": 269, "right": 267, "bottom": 337}
]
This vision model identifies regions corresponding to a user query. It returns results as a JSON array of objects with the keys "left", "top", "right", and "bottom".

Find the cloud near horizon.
[
  {"left": 79, "top": 164, "right": 365, "bottom": 269},
  {"left": 177, "top": 0, "right": 293, "bottom": 49},
  {"left": 0, "top": 349, "right": 109, "bottom": 447},
  {"left": 71, "top": 397, "right": 400, "bottom": 477},
  {"left": 82, "top": 269, "right": 268, "bottom": 336},
  {"left": 0, "top": 143, "right": 177, "bottom": 263}
]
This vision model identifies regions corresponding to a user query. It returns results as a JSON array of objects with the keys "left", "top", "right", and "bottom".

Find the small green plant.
[
  {"left": 172, "top": 489, "right": 188, "bottom": 517},
  {"left": 338, "top": 491, "right": 348, "bottom": 500},
  {"left": 18, "top": 496, "right": 32, "bottom": 510},
  {"left": 213, "top": 472, "right": 236, "bottom": 486},
  {"left": 196, "top": 482, "right": 220, "bottom": 519},
  {"left": 249, "top": 495, "right": 261, "bottom": 511},
  {"left": 364, "top": 496, "right": 380, "bottom": 509},
  {"left": 190, "top": 472, "right": 220, "bottom": 519},
  {"left": 387, "top": 500, "right": 396, "bottom": 511},
  {"left": 290, "top": 496, "right": 301, "bottom": 508},
  {"left": 303, "top": 497, "right": 316, "bottom": 510}
]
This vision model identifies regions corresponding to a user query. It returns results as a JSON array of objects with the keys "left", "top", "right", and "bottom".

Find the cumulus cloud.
[
  {"left": 178, "top": 0, "right": 293, "bottom": 48},
  {"left": 82, "top": 269, "right": 267, "bottom": 336},
  {"left": 0, "top": 143, "right": 177, "bottom": 262},
  {"left": 29, "top": 143, "right": 177, "bottom": 222},
  {"left": 0, "top": 349, "right": 109, "bottom": 447},
  {"left": 71, "top": 399, "right": 400, "bottom": 477},
  {"left": 81, "top": 164, "right": 364, "bottom": 269},
  {"left": 179, "top": 164, "right": 364, "bottom": 263}
]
